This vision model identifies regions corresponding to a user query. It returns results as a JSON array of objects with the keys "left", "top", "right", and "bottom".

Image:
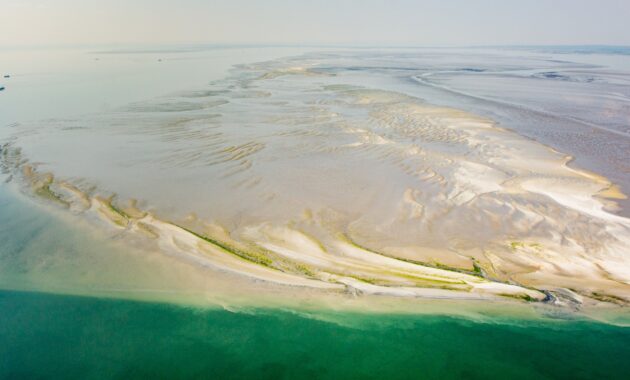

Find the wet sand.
[{"left": 2, "top": 53, "right": 630, "bottom": 311}]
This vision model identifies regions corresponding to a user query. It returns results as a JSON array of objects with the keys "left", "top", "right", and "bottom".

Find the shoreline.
[
  {"left": 0, "top": 161, "right": 629, "bottom": 326},
  {"left": 1, "top": 281, "right": 629, "bottom": 327}
]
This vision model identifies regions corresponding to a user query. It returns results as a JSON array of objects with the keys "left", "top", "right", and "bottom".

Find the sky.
[{"left": 2, "top": 0, "right": 630, "bottom": 47}]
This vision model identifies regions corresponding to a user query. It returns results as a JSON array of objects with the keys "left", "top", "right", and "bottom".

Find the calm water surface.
[{"left": 1, "top": 290, "right": 630, "bottom": 380}]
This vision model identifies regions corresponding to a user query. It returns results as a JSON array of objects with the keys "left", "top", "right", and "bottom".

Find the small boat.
[{"left": 0, "top": 86, "right": 5, "bottom": 91}]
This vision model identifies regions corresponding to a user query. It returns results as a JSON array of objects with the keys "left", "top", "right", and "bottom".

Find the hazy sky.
[{"left": 3, "top": 0, "right": 630, "bottom": 47}]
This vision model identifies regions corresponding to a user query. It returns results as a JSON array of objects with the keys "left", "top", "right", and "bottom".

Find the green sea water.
[{"left": 1, "top": 290, "right": 630, "bottom": 380}]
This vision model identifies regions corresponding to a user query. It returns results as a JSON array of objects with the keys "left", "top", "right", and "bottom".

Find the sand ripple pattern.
[{"left": 3, "top": 54, "right": 630, "bottom": 306}]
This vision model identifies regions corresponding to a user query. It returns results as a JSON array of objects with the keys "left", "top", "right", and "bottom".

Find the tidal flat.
[{"left": 1, "top": 46, "right": 630, "bottom": 378}]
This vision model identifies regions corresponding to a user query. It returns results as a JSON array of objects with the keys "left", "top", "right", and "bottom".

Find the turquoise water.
[{"left": 1, "top": 290, "right": 629, "bottom": 379}]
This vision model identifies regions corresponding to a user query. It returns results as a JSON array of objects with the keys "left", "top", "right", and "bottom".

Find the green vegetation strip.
[
  {"left": 341, "top": 233, "right": 485, "bottom": 279},
  {"left": 35, "top": 184, "right": 70, "bottom": 208},
  {"left": 107, "top": 201, "right": 130, "bottom": 219},
  {"left": 175, "top": 225, "right": 275, "bottom": 268}
]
